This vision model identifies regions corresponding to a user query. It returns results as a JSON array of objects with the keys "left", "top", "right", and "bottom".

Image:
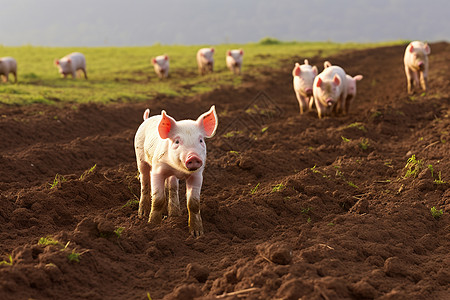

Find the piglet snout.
[
  {"left": 418, "top": 61, "right": 424, "bottom": 70},
  {"left": 326, "top": 98, "right": 334, "bottom": 106},
  {"left": 185, "top": 154, "right": 203, "bottom": 171},
  {"left": 305, "top": 88, "right": 313, "bottom": 97}
]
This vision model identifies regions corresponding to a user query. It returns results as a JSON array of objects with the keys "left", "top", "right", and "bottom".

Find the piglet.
[
  {"left": 152, "top": 55, "right": 169, "bottom": 79},
  {"left": 313, "top": 65, "right": 348, "bottom": 118},
  {"left": 226, "top": 49, "right": 244, "bottom": 75},
  {"left": 292, "top": 59, "right": 318, "bottom": 113},
  {"left": 404, "top": 41, "right": 430, "bottom": 95},
  {"left": 134, "top": 106, "right": 218, "bottom": 236},
  {"left": 196, "top": 48, "right": 215, "bottom": 75},
  {"left": 345, "top": 74, "right": 363, "bottom": 113},
  {"left": 54, "top": 52, "right": 88, "bottom": 79},
  {"left": 0, "top": 57, "right": 17, "bottom": 83}
]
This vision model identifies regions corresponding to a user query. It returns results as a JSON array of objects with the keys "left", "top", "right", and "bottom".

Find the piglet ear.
[
  {"left": 312, "top": 66, "right": 318, "bottom": 76},
  {"left": 409, "top": 44, "right": 414, "bottom": 53},
  {"left": 354, "top": 75, "right": 363, "bottom": 81},
  {"left": 151, "top": 58, "right": 157, "bottom": 64},
  {"left": 54, "top": 59, "right": 60, "bottom": 65},
  {"left": 67, "top": 58, "right": 71, "bottom": 63},
  {"left": 333, "top": 74, "right": 341, "bottom": 86},
  {"left": 200, "top": 52, "right": 204, "bottom": 57},
  {"left": 239, "top": 49, "right": 243, "bottom": 55},
  {"left": 424, "top": 43, "right": 431, "bottom": 55},
  {"left": 210, "top": 48, "right": 215, "bottom": 53},
  {"left": 293, "top": 64, "right": 301, "bottom": 76},
  {"left": 143, "top": 109, "right": 150, "bottom": 121},
  {"left": 158, "top": 111, "right": 176, "bottom": 139},
  {"left": 197, "top": 105, "right": 218, "bottom": 138},
  {"left": 227, "top": 50, "right": 231, "bottom": 56},
  {"left": 164, "top": 55, "right": 168, "bottom": 60},
  {"left": 316, "top": 77, "right": 323, "bottom": 88},
  {"left": 304, "top": 59, "right": 309, "bottom": 65}
]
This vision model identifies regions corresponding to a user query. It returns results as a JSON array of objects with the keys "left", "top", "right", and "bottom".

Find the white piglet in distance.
[
  {"left": 0, "top": 57, "right": 17, "bottom": 83},
  {"left": 196, "top": 48, "right": 215, "bottom": 75},
  {"left": 404, "top": 41, "right": 430, "bottom": 95},
  {"left": 134, "top": 106, "right": 218, "bottom": 236},
  {"left": 54, "top": 52, "right": 88, "bottom": 79},
  {"left": 292, "top": 59, "right": 318, "bottom": 114},
  {"left": 345, "top": 74, "right": 363, "bottom": 113},
  {"left": 313, "top": 65, "right": 348, "bottom": 119},
  {"left": 226, "top": 49, "right": 244, "bottom": 75},
  {"left": 152, "top": 55, "right": 169, "bottom": 79}
]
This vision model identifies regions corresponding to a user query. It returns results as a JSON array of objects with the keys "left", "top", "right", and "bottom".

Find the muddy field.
[{"left": 1, "top": 43, "right": 449, "bottom": 300}]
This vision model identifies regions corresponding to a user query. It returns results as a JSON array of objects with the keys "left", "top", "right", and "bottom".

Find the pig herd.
[
  {"left": 292, "top": 40, "right": 431, "bottom": 118},
  {"left": 0, "top": 41, "right": 431, "bottom": 236}
]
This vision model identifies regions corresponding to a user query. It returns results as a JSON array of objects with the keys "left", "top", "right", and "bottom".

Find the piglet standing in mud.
[
  {"left": 404, "top": 41, "right": 430, "bottom": 95},
  {"left": 134, "top": 106, "right": 218, "bottom": 236},
  {"left": 196, "top": 48, "right": 215, "bottom": 75},
  {"left": 54, "top": 52, "right": 88, "bottom": 79},
  {"left": 0, "top": 57, "right": 17, "bottom": 83},
  {"left": 313, "top": 64, "right": 348, "bottom": 119},
  {"left": 152, "top": 55, "right": 169, "bottom": 79},
  {"left": 292, "top": 59, "right": 318, "bottom": 113},
  {"left": 226, "top": 49, "right": 244, "bottom": 75}
]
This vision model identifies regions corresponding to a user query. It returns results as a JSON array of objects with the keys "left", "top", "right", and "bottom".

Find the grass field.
[{"left": 0, "top": 39, "right": 406, "bottom": 106}]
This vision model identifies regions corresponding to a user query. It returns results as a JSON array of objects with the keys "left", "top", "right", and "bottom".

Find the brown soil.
[{"left": 1, "top": 42, "right": 449, "bottom": 300}]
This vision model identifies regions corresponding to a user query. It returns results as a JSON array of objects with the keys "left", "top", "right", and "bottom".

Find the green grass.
[
  {"left": 430, "top": 207, "right": 443, "bottom": 219},
  {"left": 271, "top": 183, "right": 285, "bottom": 192},
  {"left": 0, "top": 41, "right": 405, "bottom": 106},
  {"left": 39, "top": 236, "right": 61, "bottom": 246},
  {"left": 0, "top": 254, "right": 13, "bottom": 266},
  {"left": 403, "top": 155, "right": 423, "bottom": 179}
]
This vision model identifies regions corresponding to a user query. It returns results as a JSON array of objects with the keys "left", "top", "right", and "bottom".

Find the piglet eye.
[
  {"left": 199, "top": 139, "right": 204, "bottom": 143},
  {"left": 175, "top": 140, "right": 180, "bottom": 144}
]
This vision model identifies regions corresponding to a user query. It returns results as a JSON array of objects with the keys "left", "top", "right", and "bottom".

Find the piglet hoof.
[
  {"left": 148, "top": 211, "right": 163, "bottom": 225},
  {"left": 189, "top": 214, "right": 204, "bottom": 237}
]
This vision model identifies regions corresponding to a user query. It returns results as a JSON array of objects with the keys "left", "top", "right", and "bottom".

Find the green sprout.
[
  {"left": 250, "top": 183, "right": 260, "bottom": 194},
  {"left": 341, "top": 136, "right": 350, "bottom": 142},
  {"left": 39, "top": 237, "right": 61, "bottom": 246},
  {"left": 49, "top": 174, "right": 66, "bottom": 189},
  {"left": 430, "top": 207, "right": 443, "bottom": 219},
  {"left": 0, "top": 254, "right": 13, "bottom": 266},
  {"left": 434, "top": 171, "right": 446, "bottom": 184},
  {"left": 80, "top": 164, "right": 97, "bottom": 180},
  {"left": 114, "top": 227, "right": 124, "bottom": 238},
  {"left": 271, "top": 183, "right": 285, "bottom": 192},
  {"left": 67, "top": 250, "right": 81, "bottom": 263},
  {"left": 261, "top": 126, "right": 269, "bottom": 133},
  {"left": 359, "top": 138, "right": 370, "bottom": 150},
  {"left": 403, "top": 155, "right": 423, "bottom": 178}
]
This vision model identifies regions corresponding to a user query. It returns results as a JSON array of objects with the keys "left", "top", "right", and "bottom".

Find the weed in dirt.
[
  {"left": 250, "top": 183, "right": 260, "bottom": 194},
  {"left": 327, "top": 222, "right": 335, "bottom": 226},
  {"left": 0, "top": 254, "right": 13, "bottom": 266},
  {"left": 80, "top": 164, "right": 97, "bottom": 180},
  {"left": 67, "top": 250, "right": 81, "bottom": 263},
  {"left": 122, "top": 199, "right": 139, "bottom": 209},
  {"left": 403, "top": 155, "right": 423, "bottom": 178},
  {"left": 114, "top": 227, "right": 124, "bottom": 238},
  {"left": 49, "top": 174, "right": 66, "bottom": 189},
  {"left": 39, "top": 236, "right": 61, "bottom": 247},
  {"left": 430, "top": 207, "right": 443, "bottom": 219},
  {"left": 147, "top": 292, "right": 152, "bottom": 300},
  {"left": 229, "top": 150, "right": 240, "bottom": 155},
  {"left": 261, "top": 126, "right": 269, "bottom": 133},
  {"left": 347, "top": 181, "right": 359, "bottom": 188},
  {"left": 359, "top": 138, "right": 370, "bottom": 150},
  {"left": 341, "top": 136, "right": 350, "bottom": 142},
  {"left": 223, "top": 130, "right": 242, "bottom": 138},
  {"left": 272, "top": 183, "right": 285, "bottom": 192},
  {"left": 427, "top": 164, "right": 435, "bottom": 177},
  {"left": 311, "top": 165, "right": 328, "bottom": 178},
  {"left": 434, "top": 171, "right": 446, "bottom": 184},
  {"left": 301, "top": 207, "right": 312, "bottom": 214},
  {"left": 347, "top": 122, "right": 367, "bottom": 132},
  {"left": 370, "top": 111, "right": 382, "bottom": 118}
]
